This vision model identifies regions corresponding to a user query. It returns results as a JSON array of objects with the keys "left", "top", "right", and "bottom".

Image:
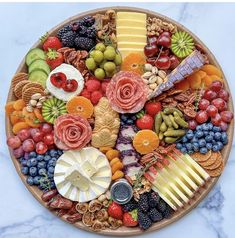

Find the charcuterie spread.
[{"left": 5, "top": 8, "right": 234, "bottom": 235}]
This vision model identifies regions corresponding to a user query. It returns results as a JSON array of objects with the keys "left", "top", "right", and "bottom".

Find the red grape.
[
  {"left": 7, "top": 136, "right": 21, "bottom": 149},
  {"left": 211, "top": 98, "right": 227, "bottom": 112},
  {"left": 146, "top": 57, "right": 156, "bottom": 65},
  {"left": 17, "top": 129, "right": 31, "bottom": 141},
  {"left": 195, "top": 110, "right": 208, "bottom": 124},
  {"left": 32, "top": 131, "right": 44, "bottom": 143},
  {"left": 206, "top": 105, "right": 218, "bottom": 117},
  {"left": 219, "top": 121, "right": 228, "bottom": 131},
  {"left": 148, "top": 35, "right": 158, "bottom": 46},
  {"left": 210, "top": 80, "right": 223, "bottom": 92},
  {"left": 157, "top": 32, "right": 171, "bottom": 48},
  {"left": 220, "top": 111, "right": 234, "bottom": 123},
  {"left": 218, "top": 89, "right": 229, "bottom": 101},
  {"left": 22, "top": 139, "right": 35, "bottom": 152},
  {"left": 211, "top": 113, "right": 222, "bottom": 126},
  {"left": 36, "top": 142, "right": 48, "bottom": 155},
  {"left": 13, "top": 146, "right": 24, "bottom": 159},
  {"left": 155, "top": 55, "right": 171, "bottom": 70},
  {"left": 199, "top": 99, "right": 210, "bottom": 110},
  {"left": 160, "top": 49, "right": 170, "bottom": 56},
  {"left": 188, "top": 120, "right": 198, "bottom": 130},
  {"left": 169, "top": 55, "right": 180, "bottom": 69},
  {"left": 203, "top": 89, "right": 217, "bottom": 101},
  {"left": 40, "top": 123, "right": 53, "bottom": 134},
  {"left": 43, "top": 133, "right": 54, "bottom": 145},
  {"left": 30, "top": 128, "right": 40, "bottom": 137}
]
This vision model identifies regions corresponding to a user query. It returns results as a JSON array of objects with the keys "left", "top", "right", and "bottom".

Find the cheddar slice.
[
  {"left": 116, "top": 26, "right": 147, "bottom": 35},
  {"left": 117, "top": 34, "right": 147, "bottom": 43},
  {"left": 118, "top": 42, "right": 146, "bottom": 49},
  {"left": 117, "top": 19, "right": 146, "bottom": 28},
  {"left": 117, "top": 11, "right": 147, "bottom": 21}
]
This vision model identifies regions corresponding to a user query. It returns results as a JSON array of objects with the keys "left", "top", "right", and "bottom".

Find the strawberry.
[
  {"left": 145, "top": 102, "right": 162, "bottom": 117},
  {"left": 108, "top": 201, "right": 123, "bottom": 220},
  {"left": 123, "top": 210, "right": 138, "bottom": 227},
  {"left": 46, "top": 49, "right": 64, "bottom": 70},
  {"left": 90, "top": 91, "right": 103, "bottom": 105},
  {"left": 136, "top": 114, "right": 154, "bottom": 129},
  {"left": 85, "top": 79, "right": 101, "bottom": 92},
  {"left": 42, "top": 33, "right": 62, "bottom": 51}
]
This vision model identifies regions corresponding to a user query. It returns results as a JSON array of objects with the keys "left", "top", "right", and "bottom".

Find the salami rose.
[
  {"left": 106, "top": 71, "right": 148, "bottom": 113},
  {"left": 54, "top": 114, "right": 92, "bottom": 150}
]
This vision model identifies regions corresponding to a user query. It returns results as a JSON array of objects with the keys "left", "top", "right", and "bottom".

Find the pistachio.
[
  {"left": 156, "top": 76, "right": 163, "bottom": 85},
  {"left": 29, "top": 99, "right": 37, "bottom": 107},
  {"left": 158, "top": 70, "right": 167, "bottom": 79},
  {"left": 98, "top": 194, "right": 106, "bottom": 202},
  {"left": 26, "top": 105, "right": 33, "bottom": 112},
  {"left": 36, "top": 102, "right": 42, "bottom": 108},
  {"left": 144, "top": 63, "right": 153, "bottom": 71},
  {"left": 148, "top": 75, "right": 157, "bottom": 84},
  {"left": 149, "top": 83, "right": 157, "bottom": 90},
  {"left": 142, "top": 71, "right": 153, "bottom": 79},
  {"left": 31, "top": 93, "right": 42, "bottom": 100}
]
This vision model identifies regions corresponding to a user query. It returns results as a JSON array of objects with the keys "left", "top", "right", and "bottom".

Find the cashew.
[
  {"left": 31, "top": 93, "right": 42, "bottom": 100},
  {"left": 158, "top": 70, "right": 167, "bottom": 79},
  {"left": 142, "top": 72, "right": 153, "bottom": 79},
  {"left": 151, "top": 66, "right": 158, "bottom": 74},
  {"left": 29, "top": 99, "right": 37, "bottom": 107},
  {"left": 36, "top": 102, "right": 42, "bottom": 108},
  {"left": 156, "top": 76, "right": 163, "bottom": 85},
  {"left": 144, "top": 63, "right": 153, "bottom": 72},
  {"left": 149, "top": 83, "right": 157, "bottom": 90},
  {"left": 148, "top": 75, "right": 157, "bottom": 84}
]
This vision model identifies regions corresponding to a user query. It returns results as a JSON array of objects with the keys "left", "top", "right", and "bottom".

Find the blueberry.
[
  {"left": 29, "top": 151, "right": 37, "bottom": 158},
  {"left": 193, "top": 142, "right": 199, "bottom": 152},
  {"left": 217, "top": 142, "right": 223, "bottom": 150},
  {"left": 202, "top": 123, "right": 209, "bottom": 131},
  {"left": 44, "top": 155, "right": 51, "bottom": 162},
  {"left": 176, "top": 143, "right": 182, "bottom": 149},
  {"left": 38, "top": 168, "right": 47, "bottom": 176},
  {"left": 196, "top": 125, "right": 202, "bottom": 131},
  {"left": 181, "top": 147, "right": 187, "bottom": 154},
  {"left": 45, "top": 151, "right": 50, "bottom": 156},
  {"left": 126, "top": 119, "right": 133, "bottom": 125},
  {"left": 186, "top": 133, "right": 194, "bottom": 140},
  {"left": 48, "top": 166, "right": 55, "bottom": 174},
  {"left": 212, "top": 145, "right": 219, "bottom": 152},
  {"left": 186, "top": 143, "right": 193, "bottom": 150},
  {"left": 214, "top": 132, "right": 222, "bottom": 141},
  {"left": 49, "top": 149, "right": 58, "bottom": 157},
  {"left": 198, "top": 139, "right": 206, "bottom": 148},
  {"left": 212, "top": 140, "right": 217, "bottom": 145},
  {"left": 207, "top": 123, "right": 213, "bottom": 130},
  {"left": 121, "top": 114, "right": 128, "bottom": 122},
  {"left": 221, "top": 132, "right": 228, "bottom": 142},
  {"left": 188, "top": 150, "right": 194, "bottom": 154},
  {"left": 187, "top": 129, "right": 193, "bottom": 134},
  {"left": 206, "top": 143, "right": 213, "bottom": 150},
  {"left": 33, "top": 176, "right": 41, "bottom": 185},
  {"left": 21, "top": 166, "right": 29, "bottom": 175},
  {"left": 19, "top": 157, "right": 24, "bottom": 163},
  {"left": 37, "top": 161, "right": 47, "bottom": 169},
  {"left": 29, "top": 167, "right": 38, "bottom": 177},
  {"left": 30, "top": 158, "right": 37, "bottom": 167},
  {"left": 182, "top": 136, "right": 188, "bottom": 143},
  {"left": 200, "top": 147, "right": 208, "bottom": 154},
  {"left": 209, "top": 131, "right": 215, "bottom": 137},
  {"left": 203, "top": 131, "right": 209, "bottom": 136},
  {"left": 26, "top": 176, "right": 34, "bottom": 186},
  {"left": 57, "top": 150, "right": 63, "bottom": 156},
  {"left": 222, "top": 137, "right": 228, "bottom": 145},
  {"left": 205, "top": 135, "right": 213, "bottom": 142},
  {"left": 195, "top": 131, "right": 203, "bottom": 138},
  {"left": 213, "top": 126, "right": 221, "bottom": 132},
  {"left": 21, "top": 159, "right": 28, "bottom": 167},
  {"left": 26, "top": 160, "right": 33, "bottom": 167},
  {"left": 36, "top": 155, "right": 44, "bottom": 161},
  {"left": 47, "top": 172, "right": 54, "bottom": 179},
  {"left": 191, "top": 136, "right": 198, "bottom": 143}
]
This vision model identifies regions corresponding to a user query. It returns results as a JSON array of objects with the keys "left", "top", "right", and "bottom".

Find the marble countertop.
[{"left": 0, "top": 2, "right": 235, "bottom": 238}]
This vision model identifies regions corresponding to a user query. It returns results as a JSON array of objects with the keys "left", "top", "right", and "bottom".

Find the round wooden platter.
[{"left": 5, "top": 6, "right": 234, "bottom": 237}]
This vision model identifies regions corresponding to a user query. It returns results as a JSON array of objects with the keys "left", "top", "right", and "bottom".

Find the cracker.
[
  {"left": 11, "top": 72, "right": 28, "bottom": 89},
  {"left": 191, "top": 150, "right": 211, "bottom": 163},
  {"left": 199, "top": 152, "right": 218, "bottom": 167},
  {"left": 204, "top": 152, "right": 223, "bottom": 170},
  {"left": 22, "top": 87, "right": 44, "bottom": 104},
  {"left": 22, "top": 82, "right": 44, "bottom": 94},
  {"left": 205, "top": 160, "right": 224, "bottom": 177},
  {"left": 14, "top": 80, "right": 30, "bottom": 98}
]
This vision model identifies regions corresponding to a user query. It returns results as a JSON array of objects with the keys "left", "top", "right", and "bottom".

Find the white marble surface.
[{"left": 0, "top": 2, "right": 235, "bottom": 238}]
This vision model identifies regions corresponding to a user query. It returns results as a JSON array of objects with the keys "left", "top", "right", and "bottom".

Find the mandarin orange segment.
[
  {"left": 12, "top": 122, "right": 30, "bottom": 134},
  {"left": 187, "top": 73, "right": 201, "bottom": 89},
  {"left": 34, "top": 108, "right": 45, "bottom": 122},
  {"left": 175, "top": 79, "right": 190, "bottom": 91},
  {"left": 121, "top": 53, "right": 146, "bottom": 75},
  {"left": 133, "top": 129, "right": 159, "bottom": 154},
  {"left": 66, "top": 96, "right": 94, "bottom": 118},
  {"left": 22, "top": 107, "right": 40, "bottom": 128},
  {"left": 10, "top": 110, "right": 24, "bottom": 125},
  {"left": 13, "top": 99, "right": 26, "bottom": 111},
  {"left": 5, "top": 101, "right": 15, "bottom": 116},
  {"left": 201, "top": 64, "right": 222, "bottom": 77}
]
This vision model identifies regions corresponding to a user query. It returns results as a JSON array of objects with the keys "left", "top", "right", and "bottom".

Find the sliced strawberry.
[
  {"left": 50, "top": 72, "right": 67, "bottom": 88},
  {"left": 63, "top": 79, "right": 78, "bottom": 92}
]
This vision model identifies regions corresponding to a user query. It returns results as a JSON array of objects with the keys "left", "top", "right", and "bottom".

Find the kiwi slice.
[
  {"left": 42, "top": 97, "right": 67, "bottom": 124},
  {"left": 171, "top": 31, "right": 195, "bottom": 58}
]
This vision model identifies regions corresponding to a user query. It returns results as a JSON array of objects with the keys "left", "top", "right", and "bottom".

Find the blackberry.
[
  {"left": 148, "top": 208, "right": 163, "bottom": 222},
  {"left": 138, "top": 211, "right": 152, "bottom": 230},
  {"left": 70, "top": 21, "right": 81, "bottom": 32},
  {"left": 61, "top": 31, "right": 76, "bottom": 47},
  {"left": 138, "top": 194, "right": 149, "bottom": 213},
  {"left": 122, "top": 202, "right": 138, "bottom": 212},
  {"left": 78, "top": 25, "right": 88, "bottom": 37},
  {"left": 74, "top": 37, "right": 95, "bottom": 51},
  {"left": 148, "top": 191, "right": 160, "bottom": 208},
  {"left": 57, "top": 25, "right": 73, "bottom": 39},
  {"left": 86, "top": 26, "right": 96, "bottom": 39},
  {"left": 162, "top": 205, "right": 174, "bottom": 219},
  {"left": 157, "top": 199, "right": 167, "bottom": 213},
  {"left": 82, "top": 16, "right": 95, "bottom": 27}
]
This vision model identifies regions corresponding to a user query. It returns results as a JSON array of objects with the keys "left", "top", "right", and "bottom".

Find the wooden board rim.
[{"left": 5, "top": 6, "right": 234, "bottom": 236}]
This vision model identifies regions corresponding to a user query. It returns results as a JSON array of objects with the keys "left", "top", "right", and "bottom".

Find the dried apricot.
[
  {"left": 201, "top": 64, "right": 222, "bottom": 78},
  {"left": 12, "top": 122, "right": 30, "bottom": 134},
  {"left": 106, "top": 149, "right": 120, "bottom": 161},
  {"left": 175, "top": 79, "right": 190, "bottom": 91},
  {"left": 34, "top": 108, "right": 45, "bottom": 122},
  {"left": 197, "top": 70, "right": 207, "bottom": 78},
  {"left": 202, "top": 75, "right": 213, "bottom": 88},
  {"left": 112, "top": 170, "right": 124, "bottom": 180},
  {"left": 121, "top": 53, "right": 146, "bottom": 75},
  {"left": 99, "top": 146, "right": 113, "bottom": 153},
  {"left": 210, "top": 75, "right": 224, "bottom": 83},
  {"left": 133, "top": 129, "right": 159, "bottom": 154},
  {"left": 187, "top": 72, "right": 201, "bottom": 89},
  {"left": 13, "top": 99, "right": 26, "bottom": 111},
  {"left": 66, "top": 96, "right": 94, "bottom": 118},
  {"left": 10, "top": 110, "right": 24, "bottom": 125},
  {"left": 110, "top": 157, "right": 121, "bottom": 167},
  {"left": 5, "top": 101, "right": 15, "bottom": 116},
  {"left": 111, "top": 161, "right": 124, "bottom": 173},
  {"left": 22, "top": 107, "right": 40, "bottom": 128}
]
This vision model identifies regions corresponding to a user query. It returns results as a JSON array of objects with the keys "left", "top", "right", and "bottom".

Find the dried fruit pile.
[{"left": 5, "top": 9, "right": 233, "bottom": 234}]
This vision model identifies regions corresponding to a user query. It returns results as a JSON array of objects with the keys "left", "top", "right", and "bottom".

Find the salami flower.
[
  {"left": 106, "top": 71, "right": 149, "bottom": 113},
  {"left": 54, "top": 114, "right": 92, "bottom": 150}
]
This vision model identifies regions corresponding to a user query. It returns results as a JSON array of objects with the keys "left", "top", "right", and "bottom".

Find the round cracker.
[
  {"left": 205, "top": 160, "right": 224, "bottom": 177},
  {"left": 191, "top": 150, "right": 211, "bottom": 163},
  {"left": 22, "top": 82, "right": 44, "bottom": 94},
  {"left": 204, "top": 152, "right": 223, "bottom": 170},
  {"left": 22, "top": 87, "right": 44, "bottom": 104},
  {"left": 199, "top": 152, "right": 218, "bottom": 167},
  {"left": 14, "top": 80, "right": 30, "bottom": 98},
  {"left": 11, "top": 72, "right": 28, "bottom": 89}
]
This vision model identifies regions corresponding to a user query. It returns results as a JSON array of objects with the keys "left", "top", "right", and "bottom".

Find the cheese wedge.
[
  {"left": 118, "top": 42, "right": 146, "bottom": 49},
  {"left": 117, "top": 11, "right": 147, "bottom": 21},
  {"left": 117, "top": 26, "right": 147, "bottom": 35},
  {"left": 117, "top": 19, "right": 146, "bottom": 28},
  {"left": 117, "top": 34, "right": 146, "bottom": 43}
]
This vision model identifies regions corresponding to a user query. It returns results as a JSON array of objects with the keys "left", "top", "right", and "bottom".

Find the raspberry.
[
  {"left": 80, "top": 89, "right": 91, "bottom": 99},
  {"left": 91, "top": 91, "right": 103, "bottom": 105},
  {"left": 85, "top": 79, "right": 101, "bottom": 92},
  {"left": 101, "top": 81, "right": 110, "bottom": 95}
]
